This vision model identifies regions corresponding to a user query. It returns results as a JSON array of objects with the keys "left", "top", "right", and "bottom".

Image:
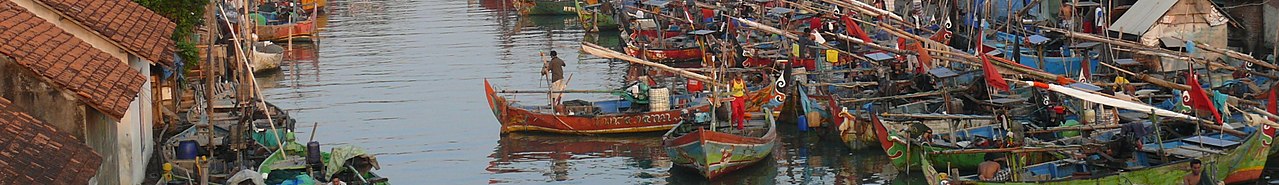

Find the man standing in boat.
[
  {"left": 544, "top": 51, "right": 567, "bottom": 108},
  {"left": 731, "top": 74, "right": 747, "bottom": 130}
]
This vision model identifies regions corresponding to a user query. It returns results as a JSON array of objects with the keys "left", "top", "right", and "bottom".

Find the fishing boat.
[
  {"left": 514, "top": 0, "right": 577, "bottom": 15},
  {"left": 300, "top": 0, "right": 326, "bottom": 13},
  {"left": 251, "top": 42, "right": 284, "bottom": 73},
  {"left": 573, "top": 0, "right": 618, "bottom": 32},
  {"left": 255, "top": 19, "right": 318, "bottom": 42},
  {"left": 258, "top": 143, "right": 389, "bottom": 185},
  {"left": 663, "top": 107, "right": 778, "bottom": 179},
  {"left": 483, "top": 79, "right": 775, "bottom": 134},
  {"left": 921, "top": 123, "right": 1273, "bottom": 184},
  {"left": 869, "top": 112, "right": 1060, "bottom": 170}
]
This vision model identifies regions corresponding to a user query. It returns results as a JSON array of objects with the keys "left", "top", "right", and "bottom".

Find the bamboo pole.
[
  {"left": 727, "top": 17, "right": 871, "bottom": 61},
  {"left": 880, "top": 113, "right": 995, "bottom": 120},
  {"left": 823, "top": 31, "right": 912, "bottom": 55},
  {"left": 1026, "top": 124, "right": 1122, "bottom": 134},
  {"left": 498, "top": 90, "right": 619, "bottom": 94},
  {"left": 1176, "top": 36, "right": 1279, "bottom": 70},
  {"left": 1038, "top": 27, "right": 1237, "bottom": 70},
  {"left": 581, "top": 42, "right": 725, "bottom": 87},
  {"left": 1097, "top": 61, "right": 1259, "bottom": 106},
  {"left": 840, "top": 89, "right": 952, "bottom": 103},
  {"left": 929, "top": 146, "right": 1092, "bottom": 155}
]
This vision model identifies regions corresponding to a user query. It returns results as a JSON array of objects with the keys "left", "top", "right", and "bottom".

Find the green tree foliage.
[{"left": 134, "top": 0, "right": 207, "bottom": 73}]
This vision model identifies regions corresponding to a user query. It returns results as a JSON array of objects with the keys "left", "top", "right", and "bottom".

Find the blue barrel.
[{"left": 177, "top": 140, "right": 198, "bottom": 160}]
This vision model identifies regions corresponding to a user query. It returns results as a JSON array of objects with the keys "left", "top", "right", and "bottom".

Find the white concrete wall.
[{"left": 113, "top": 55, "right": 154, "bottom": 185}]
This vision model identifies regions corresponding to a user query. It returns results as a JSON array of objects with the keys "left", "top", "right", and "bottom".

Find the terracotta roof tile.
[
  {"left": 0, "top": 97, "right": 101, "bottom": 184},
  {"left": 0, "top": 1, "right": 144, "bottom": 119},
  {"left": 36, "top": 0, "right": 176, "bottom": 66}
]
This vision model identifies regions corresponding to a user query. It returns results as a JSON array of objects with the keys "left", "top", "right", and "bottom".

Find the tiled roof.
[
  {"left": 35, "top": 0, "right": 177, "bottom": 66},
  {"left": 0, "top": 97, "right": 102, "bottom": 184},
  {"left": 0, "top": 1, "right": 147, "bottom": 119}
]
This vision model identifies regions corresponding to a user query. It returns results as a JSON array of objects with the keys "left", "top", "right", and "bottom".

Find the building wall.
[
  {"left": 85, "top": 109, "right": 118, "bottom": 185},
  {"left": 114, "top": 55, "right": 155, "bottom": 184},
  {"left": 8, "top": 1, "right": 155, "bottom": 184},
  {"left": 1266, "top": 4, "right": 1279, "bottom": 56},
  {"left": 0, "top": 57, "right": 88, "bottom": 138}
]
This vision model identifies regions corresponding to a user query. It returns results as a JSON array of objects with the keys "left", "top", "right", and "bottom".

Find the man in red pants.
[{"left": 731, "top": 74, "right": 747, "bottom": 130}]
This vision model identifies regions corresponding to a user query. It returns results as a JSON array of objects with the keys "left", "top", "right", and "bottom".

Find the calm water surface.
[{"left": 258, "top": 0, "right": 927, "bottom": 184}]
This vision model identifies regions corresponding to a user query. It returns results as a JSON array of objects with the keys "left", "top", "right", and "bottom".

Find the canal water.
[{"left": 258, "top": 0, "right": 926, "bottom": 184}]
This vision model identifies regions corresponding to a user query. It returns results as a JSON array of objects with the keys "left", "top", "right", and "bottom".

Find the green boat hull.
[
  {"left": 923, "top": 129, "right": 1274, "bottom": 184},
  {"left": 517, "top": 0, "right": 576, "bottom": 15},
  {"left": 258, "top": 141, "right": 390, "bottom": 185},
  {"left": 573, "top": 1, "right": 617, "bottom": 32}
]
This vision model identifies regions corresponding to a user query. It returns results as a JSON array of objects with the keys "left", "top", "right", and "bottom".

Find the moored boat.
[
  {"left": 573, "top": 0, "right": 618, "bottom": 32},
  {"left": 255, "top": 19, "right": 318, "bottom": 42},
  {"left": 514, "top": 0, "right": 577, "bottom": 15},
  {"left": 663, "top": 107, "right": 778, "bottom": 179},
  {"left": 483, "top": 79, "right": 775, "bottom": 134},
  {"left": 921, "top": 124, "right": 1273, "bottom": 184},
  {"left": 251, "top": 42, "right": 284, "bottom": 73}
]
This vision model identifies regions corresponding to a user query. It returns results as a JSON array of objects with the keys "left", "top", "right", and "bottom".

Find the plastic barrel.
[
  {"left": 177, "top": 140, "right": 198, "bottom": 160},
  {"left": 649, "top": 88, "right": 670, "bottom": 111}
]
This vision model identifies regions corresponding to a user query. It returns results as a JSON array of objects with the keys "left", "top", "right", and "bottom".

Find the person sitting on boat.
[
  {"left": 731, "top": 74, "right": 747, "bottom": 130},
  {"left": 978, "top": 153, "right": 1011, "bottom": 181},
  {"left": 544, "top": 50, "right": 567, "bottom": 108},
  {"left": 1184, "top": 159, "right": 1205, "bottom": 185}
]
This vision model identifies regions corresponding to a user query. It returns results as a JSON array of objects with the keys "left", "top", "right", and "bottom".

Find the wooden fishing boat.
[
  {"left": 514, "top": 0, "right": 576, "bottom": 15},
  {"left": 986, "top": 31, "right": 1095, "bottom": 76},
  {"left": 922, "top": 125, "right": 1273, "bottom": 184},
  {"left": 624, "top": 44, "right": 703, "bottom": 63},
  {"left": 484, "top": 79, "right": 776, "bottom": 134},
  {"left": 300, "top": 0, "right": 326, "bottom": 13},
  {"left": 255, "top": 19, "right": 318, "bottom": 42},
  {"left": 869, "top": 113, "right": 1058, "bottom": 169},
  {"left": 251, "top": 42, "right": 284, "bottom": 73},
  {"left": 258, "top": 143, "right": 389, "bottom": 185},
  {"left": 663, "top": 107, "right": 778, "bottom": 179},
  {"left": 573, "top": 0, "right": 618, "bottom": 32}
]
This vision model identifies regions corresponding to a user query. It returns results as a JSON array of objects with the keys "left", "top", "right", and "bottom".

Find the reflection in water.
[{"left": 257, "top": 0, "right": 929, "bottom": 184}]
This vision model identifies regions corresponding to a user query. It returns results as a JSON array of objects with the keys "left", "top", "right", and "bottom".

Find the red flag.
[
  {"left": 842, "top": 15, "right": 872, "bottom": 42},
  {"left": 976, "top": 28, "right": 1008, "bottom": 92},
  {"left": 982, "top": 54, "right": 1010, "bottom": 92},
  {"left": 1185, "top": 72, "right": 1221, "bottom": 124}
]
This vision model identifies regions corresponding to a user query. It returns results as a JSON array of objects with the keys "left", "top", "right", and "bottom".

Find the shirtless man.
[
  {"left": 979, "top": 154, "right": 1009, "bottom": 181},
  {"left": 1184, "top": 159, "right": 1202, "bottom": 185}
]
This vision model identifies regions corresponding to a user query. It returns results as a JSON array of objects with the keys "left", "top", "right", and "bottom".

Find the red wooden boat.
[
  {"left": 484, "top": 79, "right": 775, "bottom": 135},
  {"left": 624, "top": 44, "right": 703, "bottom": 62},
  {"left": 256, "top": 19, "right": 317, "bottom": 42}
]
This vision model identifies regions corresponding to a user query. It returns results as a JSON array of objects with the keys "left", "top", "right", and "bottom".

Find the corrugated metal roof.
[{"left": 1108, "top": 0, "right": 1180, "bottom": 35}]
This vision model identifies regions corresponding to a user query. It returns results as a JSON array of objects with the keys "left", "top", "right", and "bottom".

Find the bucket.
[
  {"left": 649, "top": 88, "right": 670, "bottom": 111},
  {"left": 177, "top": 140, "right": 198, "bottom": 160}
]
